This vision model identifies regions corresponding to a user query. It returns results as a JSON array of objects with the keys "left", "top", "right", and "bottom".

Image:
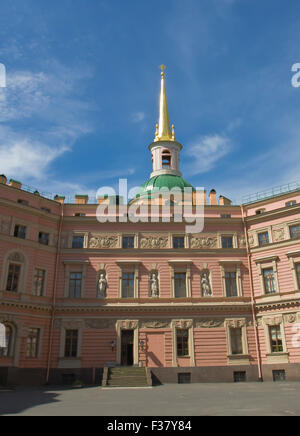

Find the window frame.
[
  {"left": 25, "top": 328, "right": 40, "bottom": 359},
  {"left": 117, "top": 261, "right": 140, "bottom": 298},
  {"left": 255, "top": 256, "right": 280, "bottom": 297},
  {"left": 219, "top": 261, "right": 243, "bottom": 298},
  {"left": 176, "top": 329, "right": 189, "bottom": 357},
  {"left": 169, "top": 261, "right": 192, "bottom": 298},
  {"left": 32, "top": 267, "right": 46, "bottom": 296}
]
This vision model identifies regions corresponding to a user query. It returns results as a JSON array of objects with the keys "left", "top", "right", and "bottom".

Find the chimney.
[
  {"left": 75, "top": 195, "right": 89, "bottom": 205},
  {"left": 54, "top": 195, "right": 65, "bottom": 204},
  {"left": 209, "top": 189, "right": 217, "bottom": 205},
  {"left": 219, "top": 195, "right": 232, "bottom": 206},
  {"left": 193, "top": 189, "right": 206, "bottom": 205},
  {"left": 0, "top": 175, "right": 7, "bottom": 185},
  {"left": 9, "top": 179, "right": 22, "bottom": 189}
]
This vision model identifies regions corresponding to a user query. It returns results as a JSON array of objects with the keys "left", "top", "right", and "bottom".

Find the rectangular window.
[
  {"left": 296, "top": 264, "right": 300, "bottom": 289},
  {"left": 14, "top": 225, "right": 26, "bottom": 239},
  {"left": 64, "top": 330, "right": 78, "bottom": 358},
  {"left": 220, "top": 214, "right": 231, "bottom": 219},
  {"left": 258, "top": 231, "right": 270, "bottom": 246},
  {"left": 33, "top": 268, "right": 46, "bottom": 296},
  {"left": 18, "top": 199, "right": 29, "bottom": 206},
  {"left": 234, "top": 371, "right": 246, "bottom": 383},
  {"left": 41, "top": 207, "right": 51, "bottom": 213},
  {"left": 269, "top": 326, "right": 283, "bottom": 353},
  {"left": 256, "top": 209, "right": 266, "bottom": 215},
  {"left": 174, "top": 272, "right": 187, "bottom": 298},
  {"left": 26, "top": 328, "right": 40, "bottom": 358},
  {"left": 177, "top": 329, "right": 189, "bottom": 357},
  {"left": 225, "top": 272, "right": 237, "bottom": 297},
  {"left": 72, "top": 236, "right": 84, "bottom": 249},
  {"left": 6, "top": 263, "right": 21, "bottom": 292},
  {"left": 285, "top": 201, "right": 296, "bottom": 207},
  {"left": 173, "top": 237, "right": 185, "bottom": 249},
  {"left": 263, "top": 268, "right": 277, "bottom": 294},
  {"left": 122, "top": 236, "right": 134, "bottom": 249},
  {"left": 74, "top": 213, "right": 86, "bottom": 217},
  {"left": 230, "top": 328, "right": 243, "bottom": 355},
  {"left": 38, "top": 232, "right": 49, "bottom": 246},
  {"left": 69, "top": 272, "right": 82, "bottom": 298},
  {"left": 178, "top": 373, "right": 191, "bottom": 384},
  {"left": 221, "top": 236, "right": 233, "bottom": 248},
  {"left": 273, "top": 370, "right": 286, "bottom": 382},
  {"left": 122, "top": 272, "right": 134, "bottom": 298},
  {"left": 290, "top": 225, "right": 300, "bottom": 239}
]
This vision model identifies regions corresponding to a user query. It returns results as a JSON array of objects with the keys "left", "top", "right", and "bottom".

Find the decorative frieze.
[
  {"left": 89, "top": 235, "right": 118, "bottom": 249},
  {"left": 140, "top": 235, "right": 169, "bottom": 249},
  {"left": 238, "top": 235, "right": 246, "bottom": 248},
  {"left": 140, "top": 320, "right": 171, "bottom": 329},
  {"left": 190, "top": 236, "right": 217, "bottom": 249},
  {"left": 273, "top": 227, "right": 285, "bottom": 243},
  {"left": 195, "top": 319, "right": 224, "bottom": 328}
]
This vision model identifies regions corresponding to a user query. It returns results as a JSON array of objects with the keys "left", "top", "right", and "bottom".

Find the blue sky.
[{"left": 0, "top": 0, "right": 300, "bottom": 203}]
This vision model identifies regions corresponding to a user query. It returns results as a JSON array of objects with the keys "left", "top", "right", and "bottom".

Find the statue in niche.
[
  {"left": 201, "top": 271, "right": 212, "bottom": 297},
  {"left": 98, "top": 273, "right": 108, "bottom": 298},
  {"left": 150, "top": 273, "right": 159, "bottom": 298}
]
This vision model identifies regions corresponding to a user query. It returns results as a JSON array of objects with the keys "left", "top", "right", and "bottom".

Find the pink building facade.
[{"left": 1, "top": 71, "right": 300, "bottom": 386}]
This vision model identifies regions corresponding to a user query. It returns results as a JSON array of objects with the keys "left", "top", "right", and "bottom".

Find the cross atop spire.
[{"left": 154, "top": 66, "right": 176, "bottom": 142}]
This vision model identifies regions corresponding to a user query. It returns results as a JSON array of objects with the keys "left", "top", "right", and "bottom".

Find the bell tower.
[{"left": 149, "top": 66, "right": 183, "bottom": 178}]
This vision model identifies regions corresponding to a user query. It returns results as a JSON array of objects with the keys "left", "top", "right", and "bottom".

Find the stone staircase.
[{"left": 102, "top": 367, "right": 151, "bottom": 387}]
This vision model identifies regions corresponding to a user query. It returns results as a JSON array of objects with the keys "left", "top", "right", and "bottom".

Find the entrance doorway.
[{"left": 121, "top": 330, "right": 134, "bottom": 366}]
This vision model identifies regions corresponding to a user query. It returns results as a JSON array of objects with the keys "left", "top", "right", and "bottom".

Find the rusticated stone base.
[{"left": 1, "top": 364, "right": 300, "bottom": 386}]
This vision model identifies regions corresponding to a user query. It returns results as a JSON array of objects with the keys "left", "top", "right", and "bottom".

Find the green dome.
[{"left": 138, "top": 175, "right": 194, "bottom": 198}]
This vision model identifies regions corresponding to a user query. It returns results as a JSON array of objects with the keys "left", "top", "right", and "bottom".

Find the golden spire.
[{"left": 154, "top": 65, "right": 175, "bottom": 142}]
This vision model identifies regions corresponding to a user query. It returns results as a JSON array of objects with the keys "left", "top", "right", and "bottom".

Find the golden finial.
[{"left": 154, "top": 65, "right": 174, "bottom": 142}]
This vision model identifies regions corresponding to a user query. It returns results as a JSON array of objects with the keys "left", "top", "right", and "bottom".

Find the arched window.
[{"left": 162, "top": 149, "right": 172, "bottom": 169}]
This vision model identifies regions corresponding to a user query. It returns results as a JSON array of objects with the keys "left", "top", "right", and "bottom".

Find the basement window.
[
  {"left": 273, "top": 370, "right": 286, "bottom": 382},
  {"left": 178, "top": 373, "right": 191, "bottom": 384},
  {"left": 234, "top": 371, "right": 246, "bottom": 383}
]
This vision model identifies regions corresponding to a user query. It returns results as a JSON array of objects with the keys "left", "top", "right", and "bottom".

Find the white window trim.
[
  {"left": 255, "top": 256, "right": 279, "bottom": 296},
  {"left": 116, "top": 320, "right": 139, "bottom": 366},
  {"left": 0, "top": 250, "right": 28, "bottom": 294},
  {"left": 224, "top": 318, "right": 249, "bottom": 365},
  {"left": 256, "top": 227, "right": 272, "bottom": 247},
  {"left": 63, "top": 260, "right": 90, "bottom": 299},
  {"left": 171, "top": 319, "right": 195, "bottom": 367},
  {"left": 287, "top": 251, "right": 300, "bottom": 291},
  {"left": 218, "top": 231, "right": 238, "bottom": 249},
  {"left": 31, "top": 266, "right": 48, "bottom": 297},
  {"left": 117, "top": 261, "right": 140, "bottom": 298},
  {"left": 70, "top": 232, "right": 89, "bottom": 249},
  {"left": 168, "top": 260, "right": 192, "bottom": 298},
  {"left": 262, "top": 315, "right": 289, "bottom": 364},
  {"left": 219, "top": 260, "right": 243, "bottom": 297},
  {"left": 58, "top": 321, "right": 84, "bottom": 369}
]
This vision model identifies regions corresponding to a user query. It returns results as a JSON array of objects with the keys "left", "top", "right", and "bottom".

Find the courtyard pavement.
[{"left": 0, "top": 382, "right": 300, "bottom": 416}]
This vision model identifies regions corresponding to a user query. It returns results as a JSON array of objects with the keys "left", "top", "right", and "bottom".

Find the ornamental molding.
[
  {"left": 172, "top": 319, "right": 193, "bottom": 329},
  {"left": 190, "top": 236, "right": 217, "bottom": 249},
  {"left": 195, "top": 319, "right": 224, "bottom": 328},
  {"left": 272, "top": 227, "right": 285, "bottom": 243},
  {"left": 140, "top": 235, "right": 169, "bottom": 249},
  {"left": 117, "top": 320, "right": 139, "bottom": 330},
  {"left": 141, "top": 320, "right": 171, "bottom": 329},
  {"left": 284, "top": 313, "right": 297, "bottom": 324},
  {"left": 238, "top": 234, "right": 246, "bottom": 248},
  {"left": 263, "top": 315, "right": 283, "bottom": 326},
  {"left": 89, "top": 235, "right": 119, "bottom": 249},
  {"left": 225, "top": 318, "right": 246, "bottom": 328}
]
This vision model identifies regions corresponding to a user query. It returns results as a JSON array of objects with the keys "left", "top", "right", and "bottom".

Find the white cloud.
[
  {"left": 0, "top": 64, "right": 94, "bottom": 185},
  {"left": 131, "top": 111, "right": 145, "bottom": 123},
  {"left": 184, "top": 134, "right": 231, "bottom": 175}
]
